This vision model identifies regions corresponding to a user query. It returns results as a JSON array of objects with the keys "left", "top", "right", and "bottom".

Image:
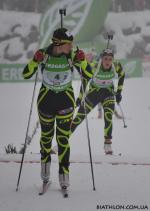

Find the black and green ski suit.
[
  {"left": 71, "top": 60, "right": 125, "bottom": 140},
  {"left": 22, "top": 44, "right": 92, "bottom": 174}
]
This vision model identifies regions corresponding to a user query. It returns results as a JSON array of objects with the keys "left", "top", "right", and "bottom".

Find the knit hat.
[
  {"left": 52, "top": 28, "right": 73, "bottom": 45},
  {"left": 101, "top": 48, "right": 114, "bottom": 57}
]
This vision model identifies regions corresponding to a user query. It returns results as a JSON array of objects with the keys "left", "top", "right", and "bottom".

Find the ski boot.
[
  {"left": 104, "top": 139, "right": 113, "bottom": 155},
  {"left": 59, "top": 173, "right": 69, "bottom": 197},
  {"left": 39, "top": 162, "right": 51, "bottom": 195}
]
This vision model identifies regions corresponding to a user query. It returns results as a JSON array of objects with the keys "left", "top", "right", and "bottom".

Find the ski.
[
  {"left": 39, "top": 181, "right": 51, "bottom": 195},
  {"left": 106, "top": 153, "right": 122, "bottom": 156},
  {"left": 61, "top": 186, "right": 68, "bottom": 198}
]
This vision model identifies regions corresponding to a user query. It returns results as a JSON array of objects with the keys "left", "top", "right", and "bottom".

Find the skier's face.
[
  {"left": 101, "top": 55, "right": 113, "bottom": 69},
  {"left": 61, "top": 42, "right": 73, "bottom": 54}
]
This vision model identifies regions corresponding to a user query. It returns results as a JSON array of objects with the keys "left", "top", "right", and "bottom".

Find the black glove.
[
  {"left": 116, "top": 92, "right": 122, "bottom": 104},
  {"left": 76, "top": 98, "right": 82, "bottom": 107}
]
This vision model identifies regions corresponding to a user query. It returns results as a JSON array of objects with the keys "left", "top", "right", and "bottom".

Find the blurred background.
[{"left": 0, "top": 0, "right": 150, "bottom": 81}]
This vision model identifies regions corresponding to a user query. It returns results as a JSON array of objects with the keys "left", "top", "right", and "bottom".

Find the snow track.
[{"left": 1, "top": 154, "right": 150, "bottom": 166}]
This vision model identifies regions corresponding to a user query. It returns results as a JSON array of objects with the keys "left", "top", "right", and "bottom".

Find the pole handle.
[
  {"left": 105, "top": 32, "right": 114, "bottom": 49},
  {"left": 59, "top": 8, "right": 66, "bottom": 28}
]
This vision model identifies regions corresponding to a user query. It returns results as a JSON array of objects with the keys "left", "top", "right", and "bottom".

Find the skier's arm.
[
  {"left": 72, "top": 50, "right": 93, "bottom": 105},
  {"left": 115, "top": 61, "right": 125, "bottom": 93},
  {"left": 22, "top": 49, "right": 45, "bottom": 79},
  {"left": 75, "top": 63, "right": 92, "bottom": 101},
  {"left": 114, "top": 61, "right": 125, "bottom": 103},
  {"left": 75, "top": 76, "right": 89, "bottom": 106}
]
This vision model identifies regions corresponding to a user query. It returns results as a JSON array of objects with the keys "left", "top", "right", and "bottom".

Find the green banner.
[
  {"left": 0, "top": 64, "right": 26, "bottom": 82},
  {"left": 0, "top": 58, "right": 143, "bottom": 82},
  {"left": 0, "top": 63, "right": 80, "bottom": 82},
  {"left": 39, "top": 0, "right": 111, "bottom": 48}
]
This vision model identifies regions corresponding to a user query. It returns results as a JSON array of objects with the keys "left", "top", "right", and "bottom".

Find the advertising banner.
[{"left": 0, "top": 58, "right": 143, "bottom": 82}]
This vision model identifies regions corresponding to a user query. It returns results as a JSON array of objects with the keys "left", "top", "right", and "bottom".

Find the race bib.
[
  {"left": 42, "top": 70, "right": 72, "bottom": 91},
  {"left": 92, "top": 78, "right": 113, "bottom": 88}
]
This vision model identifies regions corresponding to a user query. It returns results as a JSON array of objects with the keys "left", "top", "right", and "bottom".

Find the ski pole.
[
  {"left": 16, "top": 71, "right": 38, "bottom": 192},
  {"left": 77, "top": 48, "right": 96, "bottom": 191},
  {"left": 117, "top": 103, "right": 127, "bottom": 128},
  {"left": 106, "top": 32, "right": 114, "bottom": 49},
  {"left": 59, "top": 8, "right": 73, "bottom": 73},
  {"left": 59, "top": 9, "right": 66, "bottom": 28},
  {"left": 81, "top": 71, "right": 96, "bottom": 191}
]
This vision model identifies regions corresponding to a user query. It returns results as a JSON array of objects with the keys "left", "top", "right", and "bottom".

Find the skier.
[
  {"left": 84, "top": 51, "right": 123, "bottom": 120},
  {"left": 71, "top": 48, "right": 125, "bottom": 155},
  {"left": 22, "top": 27, "right": 92, "bottom": 195}
]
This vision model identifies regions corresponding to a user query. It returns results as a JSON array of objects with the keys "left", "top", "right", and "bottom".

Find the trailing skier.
[{"left": 71, "top": 48, "right": 125, "bottom": 155}]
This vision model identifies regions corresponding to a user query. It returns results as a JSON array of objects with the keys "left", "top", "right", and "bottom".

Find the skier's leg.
[
  {"left": 56, "top": 107, "right": 74, "bottom": 188},
  {"left": 39, "top": 115, "right": 55, "bottom": 182},
  {"left": 102, "top": 96, "right": 115, "bottom": 154},
  {"left": 71, "top": 87, "right": 99, "bottom": 133},
  {"left": 37, "top": 87, "right": 55, "bottom": 182}
]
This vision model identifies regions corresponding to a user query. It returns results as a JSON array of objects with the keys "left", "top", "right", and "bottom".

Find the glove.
[
  {"left": 76, "top": 97, "right": 82, "bottom": 107},
  {"left": 116, "top": 92, "right": 122, "bottom": 104},
  {"left": 74, "top": 49, "right": 85, "bottom": 62},
  {"left": 33, "top": 50, "right": 44, "bottom": 63}
]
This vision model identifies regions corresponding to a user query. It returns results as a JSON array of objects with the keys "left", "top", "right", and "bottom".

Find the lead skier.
[{"left": 22, "top": 27, "right": 93, "bottom": 195}]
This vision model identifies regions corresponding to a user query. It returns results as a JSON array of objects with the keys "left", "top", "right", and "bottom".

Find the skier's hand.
[
  {"left": 33, "top": 50, "right": 44, "bottom": 63},
  {"left": 74, "top": 49, "right": 85, "bottom": 62},
  {"left": 116, "top": 92, "right": 122, "bottom": 104}
]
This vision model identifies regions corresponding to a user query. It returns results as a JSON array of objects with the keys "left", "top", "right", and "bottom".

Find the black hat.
[
  {"left": 52, "top": 28, "right": 73, "bottom": 45},
  {"left": 101, "top": 48, "right": 114, "bottom": 58}
]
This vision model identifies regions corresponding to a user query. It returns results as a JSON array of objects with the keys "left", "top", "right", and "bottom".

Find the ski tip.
[{"left": 39, "top": 190, "right": 46, "bottom": 195}]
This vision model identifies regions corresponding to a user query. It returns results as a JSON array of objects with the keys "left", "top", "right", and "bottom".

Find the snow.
[
  {"left": 102, "top": 11, "right": 150, "bottom": 59},
  {"left": 145, "top": 44, "right": 150, "bottom": 53},
  {"left": 0, "top": 78, "right": 150, "bottom": 210},
  {"left": 0, "top": 10, "right": 41, "bottom": 63},
  {"left": 0, "top": 10, "right": 41, "bottom": 36},
  {"left": 0, "top": 162, "right": 150, "bottom": 211}
]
